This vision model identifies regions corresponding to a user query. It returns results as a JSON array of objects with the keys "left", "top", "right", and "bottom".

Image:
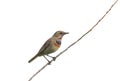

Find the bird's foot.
[
  {"left": 48, "top": 61, "right": 51, "bottom": 65},
  {"left": 52, "top": 57, "right": 56, "bottom": 61},
  {"left": 46, "top": 55, "right": 56, "bottom": 61}
]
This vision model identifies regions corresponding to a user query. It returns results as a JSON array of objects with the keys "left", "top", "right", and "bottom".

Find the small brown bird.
[{"left": 28, "top": 31, "right": 68, "bottom": 64}]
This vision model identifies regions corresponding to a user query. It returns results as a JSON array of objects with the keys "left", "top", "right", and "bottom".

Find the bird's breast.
[{"left": 44, "top": 39, "right": 61, "bottom": 54}]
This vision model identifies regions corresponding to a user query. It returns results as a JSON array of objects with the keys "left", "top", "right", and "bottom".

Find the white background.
[{"left": 0, "top": 0, "right": 120, "bottom": 81}]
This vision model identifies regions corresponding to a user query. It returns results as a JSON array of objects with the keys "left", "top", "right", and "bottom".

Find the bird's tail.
[{"left": 28, "top": 55, "right": 38, "bottom": 63}]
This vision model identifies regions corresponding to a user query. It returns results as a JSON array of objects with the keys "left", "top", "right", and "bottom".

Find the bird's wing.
[
  {"left": 37, "top": 38, "right": 51, "bottom": 55},
  {"left": 28, "top": 38, "right": 52, "bottom": 63}
]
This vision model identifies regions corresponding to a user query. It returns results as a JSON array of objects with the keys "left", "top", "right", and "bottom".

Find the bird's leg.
[
  {"left": 47, "top": 55, "right": 56, "bottom": 61},
  {"left": 43, "top": 56, "right": 51, "bottom": 65}
]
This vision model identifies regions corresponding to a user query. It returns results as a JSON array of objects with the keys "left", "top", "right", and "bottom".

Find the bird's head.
[{"left": 53, "top": 31, "right": 69, "bottom": 39}]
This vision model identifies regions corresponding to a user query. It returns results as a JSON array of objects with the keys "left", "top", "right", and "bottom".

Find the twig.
[{"left": 28, "top": 0, "right": 118, "bottom": 81}]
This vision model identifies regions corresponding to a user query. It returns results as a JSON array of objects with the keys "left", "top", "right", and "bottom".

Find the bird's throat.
[{"left": 56, "top": 40, "right": 61, "bottom": 45}]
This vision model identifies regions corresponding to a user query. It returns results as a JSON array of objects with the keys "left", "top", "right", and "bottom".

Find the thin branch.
[{"left": 28, "top": 0, "right": 118, "bottom": 81}]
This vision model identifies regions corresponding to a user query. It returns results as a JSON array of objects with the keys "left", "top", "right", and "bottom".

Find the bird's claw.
[
  {"left": 52, "top": 57, "right": 56, "bottom": 61},
  {"left": 48, "top": 61, "right": 51, "bottom": 65}
]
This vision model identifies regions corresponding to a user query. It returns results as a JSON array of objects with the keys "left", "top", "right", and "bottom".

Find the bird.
[{"left": 28, "top": 31, "right": 69, "bottom": 64}]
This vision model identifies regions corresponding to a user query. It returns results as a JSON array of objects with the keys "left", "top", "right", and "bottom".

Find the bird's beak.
[{"left": 64, "top": 32, "right": 69, "bottom": 35}]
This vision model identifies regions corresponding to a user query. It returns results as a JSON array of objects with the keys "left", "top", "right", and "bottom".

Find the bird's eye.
[{"left": 59, "top": 32, "right": 63, "bottom": 34}]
